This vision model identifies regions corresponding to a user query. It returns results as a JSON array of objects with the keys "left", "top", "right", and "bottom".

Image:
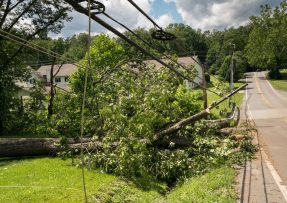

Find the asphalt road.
[{"left": 246, "top": 71, "right": 287, "bottom": 188}]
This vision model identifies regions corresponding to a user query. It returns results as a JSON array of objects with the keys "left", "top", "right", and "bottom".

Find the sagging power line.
[
  {"left": 0, "top": 29, "right": 76, "bottom": 65},
  {"left": 102, "top": 12, "right": 204, "bottom": 81},
  {"left": 126, "top": 0, "right": 175, "bottom": 41},
  {"left": 64, "top": 0, "right": 219, "bottom": 95}
]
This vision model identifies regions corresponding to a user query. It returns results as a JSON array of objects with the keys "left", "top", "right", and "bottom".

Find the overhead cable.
[
  {"left": 0, "top": 29, "right": 75, "bottom": 64},
  {"left": 102, "top": 12, "right": 203, "bottom": 81},
  {"left": 64, "top": 0, "right": 218, "bottom": 94},
  {"left": 126, "top": 0, "right": 175, "bottom": 41},
  {"left": 126, "top": 0, "right": 161, "bottom": 29}
]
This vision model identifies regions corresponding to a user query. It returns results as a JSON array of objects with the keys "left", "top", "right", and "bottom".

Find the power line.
[
  {"left": 78, "top": 0, "right": 93, "bottom": 202},
  {"left": 0, "top": 29, "right": 76, "bottom": 65},
  {"left": 102, "top": 12, "right": 203, "bottom": 81},
  {"left": 0, "top": 30, "right": 89, "bottom": 72},
  {"left": 126, "top": 0, "right": 161, "bottom": 30},
  {"left": 126, "top": 0, "right": 175, "bottom": 41},
  {"left": 64, "top": 0, "right": 219, "bottom": 95}
]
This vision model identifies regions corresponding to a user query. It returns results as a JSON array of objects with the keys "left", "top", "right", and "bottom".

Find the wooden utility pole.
[
  {"left": 230, "top": 44, "right": 235, "bottom": 93},
  {"left": 229, "top": 43, "right": 235, "bottom": 106}
]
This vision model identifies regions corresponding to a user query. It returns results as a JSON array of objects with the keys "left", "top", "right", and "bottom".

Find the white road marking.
[
  {"left": 245, "top": 74, "right": 287, "bottom": 202},
  {"left": 262, "top": 151, "right": 287, "bottom": 201}
]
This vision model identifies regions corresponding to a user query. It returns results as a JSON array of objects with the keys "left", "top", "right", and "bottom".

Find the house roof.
[
  {"left": 144, "top": 56, "right": 199, "bottom": 69},
  {"left": 37, "top": 64, "right": 77, "bottom": 77}
]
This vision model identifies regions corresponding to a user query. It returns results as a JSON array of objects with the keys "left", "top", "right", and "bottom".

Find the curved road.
[{"left": 245, "top": 71, "right": 287, "bottom": 199}]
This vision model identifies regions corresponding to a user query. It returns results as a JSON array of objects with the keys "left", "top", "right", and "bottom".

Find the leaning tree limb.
[
  {"left": 153, "top": 109, "right": 211, "bottom": 141},
  {"left": 153, "top": 83, "right": 248, "bottom": 142}
]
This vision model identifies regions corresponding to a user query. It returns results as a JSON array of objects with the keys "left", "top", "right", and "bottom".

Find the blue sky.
[
  {"left": 56, "top": 0, "right": 282, "bottom": 38},
  {"left": 150, "top": 0, "right": 183, "bottom": 23}
]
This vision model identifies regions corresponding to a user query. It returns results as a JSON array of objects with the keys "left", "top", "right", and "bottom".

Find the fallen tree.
[
  {"left": 0, "top": 84, "right": 247, "bottom": 157},
  {"left": 0, "top": 138, "right": 96, "bottom": 157},
  {"left": 153, "top": 84, "right": 247, "bottom": 142}
]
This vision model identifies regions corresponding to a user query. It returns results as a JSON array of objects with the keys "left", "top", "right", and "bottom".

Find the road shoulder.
[{"left": 236, "top": 91, "right": 287, "bottom": 203}]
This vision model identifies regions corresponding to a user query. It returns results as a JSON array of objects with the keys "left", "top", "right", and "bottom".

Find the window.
[
  {"left": 29, "top": 78, "right": 35, "bottom": 84},
  {"left": 65, "top": 76, "right": 69, "bottom": 82},
  {"left": 43, "top": 75, "right": 47, "bottom": 82},
  {"left": 55, "top": 77, "right": 61, "bottom": 83}
]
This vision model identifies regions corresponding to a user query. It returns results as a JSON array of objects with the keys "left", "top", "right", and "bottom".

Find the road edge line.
[
  {"left": 245, "top": 75, "right": 287, "bottom": 202},
  {"left": 262, "top": 151, "right": 287, "bottom": 201}
]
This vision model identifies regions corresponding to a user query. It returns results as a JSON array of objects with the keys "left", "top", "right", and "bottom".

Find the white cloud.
[
  {"left": 173, "top": 0, "right": 282, "bottom": 30},
  {"left": 57, "top": 0, "right": 170, "bottom": 38},
  {"left": 163, "top": 0, "right": 175, "bottom": 3},
  {"left": 155, "top": 14, "right": 174, "bottom": 28}
]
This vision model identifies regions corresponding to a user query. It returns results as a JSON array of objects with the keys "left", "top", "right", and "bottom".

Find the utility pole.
[
  {"left": 229, "top": 43, "right": 235, "bottom": 106},
  {"left": 230, "top": 43, "right": 235, "bottom": 92}
]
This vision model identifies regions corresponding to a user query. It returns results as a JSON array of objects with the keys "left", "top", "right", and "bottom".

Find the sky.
[{"left": 55, "top": 0, "right": 282, "bottom": 38}]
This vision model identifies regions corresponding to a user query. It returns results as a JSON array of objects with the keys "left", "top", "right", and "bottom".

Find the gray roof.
[
  {"left": 37, "top": 64, "right": 77, "bottom": 77},
  {"left": 144, "top": 56, "right": 198, "bottom": 69}
]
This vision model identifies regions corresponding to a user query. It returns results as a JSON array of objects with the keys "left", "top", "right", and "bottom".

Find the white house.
[
  {"left": 15, "top": 67, "right": 42, "bottom": 98},
  {"left": 145, "top": 56, "right": 203, "bottom": 89},
  {"left": 36, "top": 64, "right": 77, "bottom": 90}
]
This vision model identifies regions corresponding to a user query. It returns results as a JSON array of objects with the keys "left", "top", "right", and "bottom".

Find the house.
[
  {"left": 145, "top": 56, "right": 203, "bottom": 89},
  {"left": 15, "top": 66, "right": 42, "bottom": 98},
  {"left": 16, "top": 64, "right": 78, "bottom": 98},
  {"left": 36, "top": 63, "right": 77, "bottom": 90}
]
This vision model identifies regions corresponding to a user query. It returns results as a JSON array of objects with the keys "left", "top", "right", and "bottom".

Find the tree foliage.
[
  {"left": 0, "top": 0, "right": 71, "bottom": 134},
  {"left": 118, "top": 24, "right": 208, "bottom": 62},
  {"left": 56, "top": 35, "right": 252, "bottom": 183},
  {"left": 245, "top": 1, "right": 287, "bottom": 78},
  {"left": 218, "top": 51, "right": 247, "bottom": 82},
  {"left": 165, "top": 23, "right": 208, "bottom": 62},
  {"left": 65, "top": 33, "right": 91, "bottom": 61},
  {"left": 205, "top": 26, "right": 251, "bottom": 74}
]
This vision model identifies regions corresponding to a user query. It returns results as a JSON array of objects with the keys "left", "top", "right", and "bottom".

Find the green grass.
[
  {"left": 269, "top": 69, "right": 287, "bottom": 91},
  {"left": 0, "top": 157, "right": 164, "bottom": 203},
  {"left": 206, "top": 76, "right": 244, "bottom": 118},
  {"left": 166, "top": 166, "right": 236, "bottom": 203},
  {"left": 0, "top": 158, "right": 237, "bottom": 203}
]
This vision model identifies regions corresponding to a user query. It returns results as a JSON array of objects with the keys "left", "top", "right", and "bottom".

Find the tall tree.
[
  {"left": 0, "top": 0, "right": 71, "bottom": 134},
  {"left": 65, "top": 33, "right": 90, "bottom": 61},
  {"left": 205, "top": 26, "right": 251, "bottom": 74},
  {"left": 245, "top": 1, "right": 287, "bottom": 78},
  {"left": 165, "top": 23, "right": 208, "bottom": 62}
]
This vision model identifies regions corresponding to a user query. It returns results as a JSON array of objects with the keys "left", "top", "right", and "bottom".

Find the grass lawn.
[
  {"left": 0, "top": 157, "right": 164, "bottom": 203},
  {"left": 206, "top": 76, "right": 244, "bottom": 118},
  {"left": 0, "top": 158, "right": 237, "bottom": 202},
  {"left": 166, "top": 166, "right": 236, "bottom": 203},
  {"left": 269, "top": 69, "right": 287, "bottom": 91}
]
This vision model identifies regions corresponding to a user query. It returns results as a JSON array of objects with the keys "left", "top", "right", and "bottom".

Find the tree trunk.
[
  {"left": 153, "top": 84, "right": 246, "bottom": 142},
  {"left": 0, "top": 138, "right": 96, "bottom": 157},
  {"left": 47, "top": 58, "right": 56, "bottom": 119},
  {"left": 153, "top": 109, "right": 210, "bottom": 141},
  {"left": 0, "top": 119, "right": 3, "bottom": 135}
]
